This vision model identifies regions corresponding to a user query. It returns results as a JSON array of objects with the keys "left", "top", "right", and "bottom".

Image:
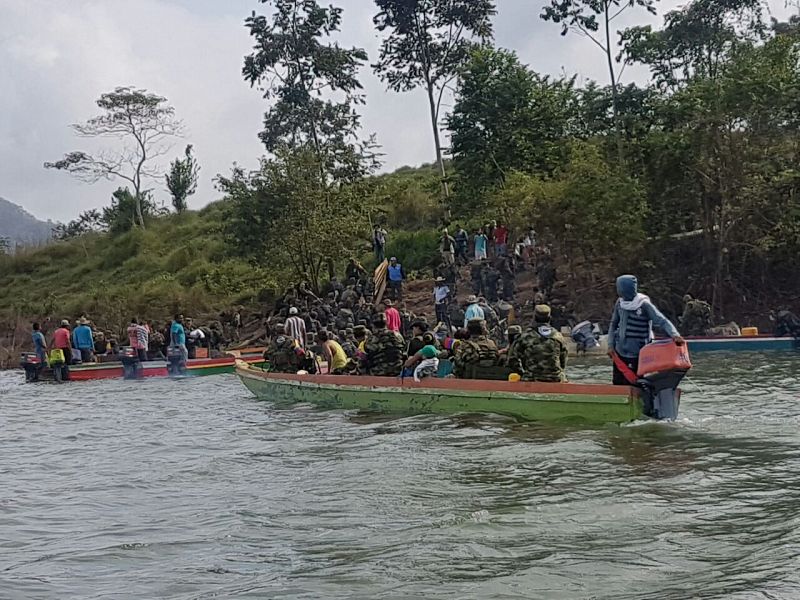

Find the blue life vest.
[
  {"left": 388, "top": 264, "right": 403, "bottom": 282},
  {"left": 617, "top": 303, "right": 652, "bottom": 356}
]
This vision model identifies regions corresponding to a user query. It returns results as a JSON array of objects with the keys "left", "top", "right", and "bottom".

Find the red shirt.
[
  {"left": 494, "top": 226, "right": 509, "bottom": 245},
  {"left": 385, "top": 307, "right": 401, "bottom": 332},
  {"left": 53, "top": 328, "right": 70, "bottom": 349}
]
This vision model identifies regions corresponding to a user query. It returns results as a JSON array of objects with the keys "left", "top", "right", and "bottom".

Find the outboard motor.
[
  {"left": 167, "top": 346, "right": 187, "bottom": 377},
  {"left": 118, "top": 346, "right": 142, "bottom": 380},
  {"left": 636, "top": 340, "right": 692, "bottom": 420},
  {"left": 571, "top": 320, "right": 601, "bottom": 353},
  {"left": 20, "top": 353, "right": 43, "bottom": 383}
]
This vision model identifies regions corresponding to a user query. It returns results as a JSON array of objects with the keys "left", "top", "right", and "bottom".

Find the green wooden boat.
[{"left": 235, "top": 361, "right": 644, "bottom": 424}]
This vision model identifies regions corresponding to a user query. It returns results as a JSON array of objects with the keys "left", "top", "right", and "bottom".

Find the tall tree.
[
  {"left": 165, "top": 145, "right": 200, "bottom": 213},
  {"left": 540, "top": 0, "right": 657, "bottom": 155},
  {"left": 448, "top": 47, "right": 578, "bottom": 209},
  {"left": 373, "top": 0, "right": 496, "bottom": 202},
  {"left": 621, "top": 0, "right": 776, "bottom": 309},
  {"left": 219, "top": 148, "right": 368, "bottom": 290},
  {"left": 243, "top": 0, "right": 378, "bottom": 184},
  {"left": 45, "top": 87, "right": 183, "bottom": 229}
]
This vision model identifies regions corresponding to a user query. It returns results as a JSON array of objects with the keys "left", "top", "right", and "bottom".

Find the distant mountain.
[{"left": 0, "top": 197, "right": 54, "bottom": 249}]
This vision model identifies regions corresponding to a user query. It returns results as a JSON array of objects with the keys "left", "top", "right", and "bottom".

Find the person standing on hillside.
[
  {"left": 387, "top": 257, "right": 405, "bottom": 301},
  {"left": 286, "top": 307, "right": 307, "bottom": 349},
  {"left": 433, "top": 277, "right": 451, "bottom": 329},
  {"left": 372, "top": 224, "right": 388, "bottom": 264},
  {"left": 345, "top": 258, "right": 367, "bottom": 283},
  {"left": 440, "top": 229, "right": 456, "bottom": 266},
  {"left": 494, "top": 221, "right": 510, "bottom": 257},
  {"left": 474, "top": 228, "right": 488, "bottom": 261},
  {"left": 454, "top": 225, "right": 469, "bottom": 265},
  {"left": 383, "top": 300, "right": 402, "bottom": 333},
  {"left": 607, "top": 275, "right": 684, "bottom": 385},
  {"left": 486, "top": 221, "right": 497, "bottom": 258},
  {"left": 464, "top": 295, "right": 484, "bottom": 328}
]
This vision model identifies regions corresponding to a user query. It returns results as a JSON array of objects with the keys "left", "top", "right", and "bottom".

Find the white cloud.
[{"left": 0, "top": 0, "right": 791, "bottom": 222}]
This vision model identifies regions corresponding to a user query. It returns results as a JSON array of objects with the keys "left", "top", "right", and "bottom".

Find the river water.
[{"left": 1, "top": 353, "right": 799, "bottom": 599}]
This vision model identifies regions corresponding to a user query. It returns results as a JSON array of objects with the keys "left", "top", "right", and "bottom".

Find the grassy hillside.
[{"left": 0, "top": 203, "right": 281, "bottom": 336}]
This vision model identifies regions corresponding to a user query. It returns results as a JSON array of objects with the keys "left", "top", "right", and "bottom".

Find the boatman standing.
[{"left": 607, "top": 275, "right": 684, "bottom": 385}]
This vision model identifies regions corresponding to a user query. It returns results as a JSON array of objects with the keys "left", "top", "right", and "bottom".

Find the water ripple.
[{"left": 0, "top": 352, "right": 799, "bottom": 599}]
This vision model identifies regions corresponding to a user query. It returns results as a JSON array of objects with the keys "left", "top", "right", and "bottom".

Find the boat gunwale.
[{"left": 236, "top": 364, "right": 633, "bottom": 399}]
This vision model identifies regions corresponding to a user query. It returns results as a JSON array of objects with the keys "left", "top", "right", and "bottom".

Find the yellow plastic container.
[{"left": 742, "top": 327, "right": 759, "bottom": 337}]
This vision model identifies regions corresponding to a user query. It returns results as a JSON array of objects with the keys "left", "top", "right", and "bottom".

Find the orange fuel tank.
[{"left": 637, "top": 340, "right": 692, "bottom": 377}]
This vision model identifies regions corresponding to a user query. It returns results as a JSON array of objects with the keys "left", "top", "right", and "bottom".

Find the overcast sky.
[{"left": 0, "top": 0, "right": 790, "bottom": 222}]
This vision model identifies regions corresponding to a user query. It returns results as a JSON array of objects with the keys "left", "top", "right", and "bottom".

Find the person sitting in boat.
[
  {"left": 453, "top": 318, "right": 499, "bottom": 379},
  {"left": 93, "top": 331, "right": 108, "bottom": 357},
  {"left": 407, "top": 320, "right": 428, "bottom": 358},
  {"left": 497, "top": 325, "right": 523, "bottom": 366},
  {"left": 317, "top": 330, "right": 349, "bottom": 375},
  {"left": 404, "top": 341, "right": 441, "bottom": 382},
  {"left": 506, "top": 305, "right": 568, "bottom": 382},
  {"left": 266, "top": 324, "right": 303, "bottom": 374},
  {"left": 607, "top": 275, "right": 684, "bottom": 385},
  {"left": 680, "top": 294, "right": 713, "bottom": 336},
  {"left": 362, "top": 313, "right": 405, "bottom": 377}
]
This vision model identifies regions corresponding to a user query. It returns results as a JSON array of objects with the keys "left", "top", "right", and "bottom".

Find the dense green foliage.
[
  {"left": 3, "top": 0, "right": 800, "bottom": 340},
  {"left": 165, "top": 145, "right": 200, "bottom": 213}
]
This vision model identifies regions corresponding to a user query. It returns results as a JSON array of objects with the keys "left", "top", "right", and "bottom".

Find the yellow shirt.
[{"left": 326, "top": 340, "right": 348, "bottom": 371}]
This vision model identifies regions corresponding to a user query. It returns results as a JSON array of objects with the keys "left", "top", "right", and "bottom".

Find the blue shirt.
[
  {"left": 170, "top": 321, "right": 186, "bottom": 346},
  {"left": 388, "top": 264, "right": 404, "bottom": 282},
  {"left": 464, "top": 304, "right": 485, "bottom": 328},
  {"left": 474, "top": 234, "right": 487, "bottom": 254},
  {"left": 32, "top": 331, "right": 46, "bottom": 358},
  {"left": 72, "top": 325, "right": 94, "bottom": 350}
]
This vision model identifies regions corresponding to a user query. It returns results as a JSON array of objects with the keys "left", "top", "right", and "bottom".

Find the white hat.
[{"left": 289, "top": 307, "right": 299, "bottom": 315}]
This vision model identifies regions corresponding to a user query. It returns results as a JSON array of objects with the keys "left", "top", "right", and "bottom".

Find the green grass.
[{"left": 0, "top": 211, "right": 275, "bottom": 333}]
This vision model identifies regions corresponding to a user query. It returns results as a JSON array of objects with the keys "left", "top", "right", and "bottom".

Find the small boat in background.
[
  {"left": 683, "top": 335, "right": 798, "bottom": 352},
  {"left": 20, "top": 352, "right": 266, "bottom": 382}
]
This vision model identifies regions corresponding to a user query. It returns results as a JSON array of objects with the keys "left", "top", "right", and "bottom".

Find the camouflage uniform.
[
  {"left": 680, "top": 299, "right": 712, "bottom": 336},
  {"left": 363, "top": 328, "right": 405, "bottom": 376},
  {"left": 507, "top": 325, "right": 567, "bottom": 383},
  {"left": 453, "top": 335, "right": 500, "bottom": 378},
  {"left": 267, "top": 336, "right": 302, "bottom": 373}
]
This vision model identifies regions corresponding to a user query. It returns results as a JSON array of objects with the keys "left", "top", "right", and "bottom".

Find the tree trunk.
[
  {"left": 426, "top": 81, "right": 451, "bottom": 215},
  {"left": 604, "top": 4, "right": 624, "bottom": 161}
]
